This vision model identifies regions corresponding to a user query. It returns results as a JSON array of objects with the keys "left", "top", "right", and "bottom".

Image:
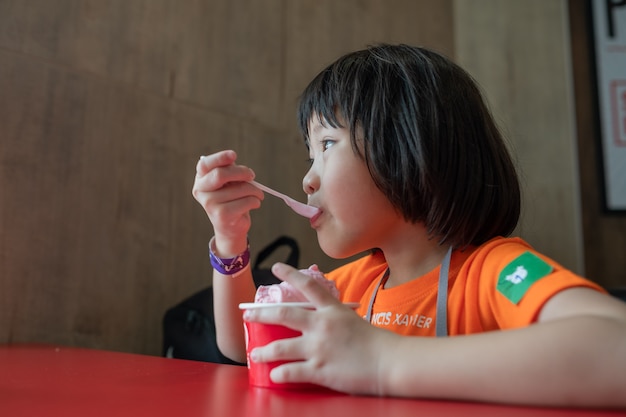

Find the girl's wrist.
[
  {"left": 209, "top": 236, "right": 250, "bottom": 276},
  {"left": 212, "top": 233, "right": 248, "bottom": 258}
]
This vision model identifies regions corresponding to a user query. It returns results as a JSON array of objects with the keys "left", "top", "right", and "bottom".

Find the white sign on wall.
[{"left": 591, "top": 0, "right": 626, "bottom": 211}]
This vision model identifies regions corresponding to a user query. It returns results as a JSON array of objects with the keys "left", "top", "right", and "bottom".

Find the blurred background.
[{"left": 1, "top": 0, "right": 624, "bottom": 356}]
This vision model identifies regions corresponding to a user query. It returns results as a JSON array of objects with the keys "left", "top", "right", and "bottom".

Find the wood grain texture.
[{"left": 0, "top": 49, "right": 239, "bottom": 353}]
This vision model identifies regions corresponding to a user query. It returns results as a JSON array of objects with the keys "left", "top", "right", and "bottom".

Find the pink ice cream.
[{"left": 254, "top": 264, "right": 340, "bottom": 303}]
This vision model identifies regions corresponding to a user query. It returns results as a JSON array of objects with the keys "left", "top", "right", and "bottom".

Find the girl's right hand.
[{"left": 192, "top": 150, "right": 263, "bottom": 256}]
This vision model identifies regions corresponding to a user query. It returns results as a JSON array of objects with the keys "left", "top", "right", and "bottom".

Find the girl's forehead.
[
  {"left": 307, "top": 119, "right": 346, "bottom": 141},
  {"left": 308, "top": 117, "right": 326, "bottom": 135},
  {"left": 307, "top": 112, "right": 347, "bottom": 133}
]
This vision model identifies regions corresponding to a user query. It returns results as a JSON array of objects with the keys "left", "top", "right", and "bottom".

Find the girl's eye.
[
  {"left": 321, "top": 139, "right": 335, "bottom": 151},
  {"left": 306, "top": 139, "right": 335, "bottom": 166}
]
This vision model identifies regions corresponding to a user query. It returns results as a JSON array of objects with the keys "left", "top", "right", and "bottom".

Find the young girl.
[{"left": 192, "top": 44, "right": 626, "bottom": 407}]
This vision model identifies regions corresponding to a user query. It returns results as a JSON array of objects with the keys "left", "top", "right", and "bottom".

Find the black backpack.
[{"left": 162, "top": 236, "right": 299, "bottom": 364}]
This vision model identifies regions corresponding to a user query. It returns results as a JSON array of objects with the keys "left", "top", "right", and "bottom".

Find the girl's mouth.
[{"left": 309, "top": 210, "right": 322, "bottom": 227}]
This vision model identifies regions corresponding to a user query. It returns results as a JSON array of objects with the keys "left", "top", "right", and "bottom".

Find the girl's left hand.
[{"left": 242, "top": 262, "right": 398, "bottom": 395}]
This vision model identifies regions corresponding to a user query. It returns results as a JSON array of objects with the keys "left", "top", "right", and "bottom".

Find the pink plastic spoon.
[{"left": 250, "top": 180, "right": 320, "bottom": 219}]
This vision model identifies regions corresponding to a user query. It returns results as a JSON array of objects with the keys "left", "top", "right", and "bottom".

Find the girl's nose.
[{"left": 303, "top": 167, "right": 318, "bottom": 196}]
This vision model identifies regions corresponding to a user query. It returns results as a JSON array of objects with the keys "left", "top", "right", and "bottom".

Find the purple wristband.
[{"left": 209, "top": 237, "right": 250, "bottom": 276}]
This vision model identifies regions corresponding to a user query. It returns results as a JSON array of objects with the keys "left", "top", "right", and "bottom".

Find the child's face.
[{"left": 303, "top": 116, "right": 402, "bottom": 259}]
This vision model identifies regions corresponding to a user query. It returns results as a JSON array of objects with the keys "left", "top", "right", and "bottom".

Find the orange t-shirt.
[{"left": 326, "top": 237, "right": 604, "bottom": 336}]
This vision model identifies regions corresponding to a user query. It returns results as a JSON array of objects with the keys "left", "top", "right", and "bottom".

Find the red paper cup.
[{"left": 239, "top": 302, "right": 358, "bottom": 390}]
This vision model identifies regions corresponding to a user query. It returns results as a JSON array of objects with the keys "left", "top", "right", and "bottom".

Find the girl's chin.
[{"left": 317, "top": 236, "right": 360, "bottom": 260}]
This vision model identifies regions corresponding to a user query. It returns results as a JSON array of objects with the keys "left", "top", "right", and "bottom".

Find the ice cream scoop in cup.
[
  {"left": 239, "top": 266, "right": 357, "bottom": 389},
  {"left": 254, "top": 265, "right": 340, "bottom": 303}
]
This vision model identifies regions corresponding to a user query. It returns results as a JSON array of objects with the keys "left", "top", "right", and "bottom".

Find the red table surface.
[{"left": 0, "top": 344, "right": 624, "bottom": 417}]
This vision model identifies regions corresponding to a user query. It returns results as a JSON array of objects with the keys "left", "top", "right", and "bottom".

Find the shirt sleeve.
[{"left": 472, "top": 238, "right": 606, "bottom": 329}]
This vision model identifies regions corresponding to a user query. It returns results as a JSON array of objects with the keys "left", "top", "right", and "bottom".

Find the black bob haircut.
[{"left": 297, "top": 44, "right": 520, "bottom": 249}]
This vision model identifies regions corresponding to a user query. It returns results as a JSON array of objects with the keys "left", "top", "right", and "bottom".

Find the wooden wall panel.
[
  {"left": 172, "top": 0, "right": 285, "bottom": 128},
  {"left": 0, "top": 0, "right": 285, "bottom": 127},
  {"left": 0, "top": 49, "right": 242, "bottom": 353},
  {"left": 0, "top": 0, "right": 178, "bottom": 96}
]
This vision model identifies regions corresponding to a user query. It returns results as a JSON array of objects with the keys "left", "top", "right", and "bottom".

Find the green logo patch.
[{"left": 497, "top": 252, "right": 553, "bottom": 304}]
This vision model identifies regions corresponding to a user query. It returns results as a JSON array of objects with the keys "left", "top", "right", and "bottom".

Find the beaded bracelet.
[{"left": 208, "top": 236, "right": 250, "bottom": 276}]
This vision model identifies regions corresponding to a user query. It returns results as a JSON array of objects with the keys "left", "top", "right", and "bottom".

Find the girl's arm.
[
  {"left": 192, "top": 150, "right": 260, "bottom": 363},
  {"left": 245, "top": 263, "right": 626, "bottom": 408},
  {"left": 381, "top": 287, "right": 626, "bottom": 407},
  {"left": 211, "top": 247, "right": 256, "bottom": 363}
]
